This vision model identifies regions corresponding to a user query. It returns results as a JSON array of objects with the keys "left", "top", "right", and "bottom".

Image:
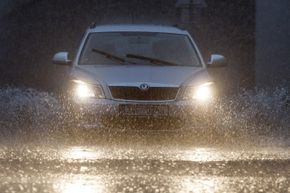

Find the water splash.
[
  {"left": 0, "top": 86, "right": 289, "bottom": 145},
  {"left": 207, "top": 87, "right": 290, "bottom": 145},
  {"left": 0, "top": 87, "right": 61, "bottom": 142}
]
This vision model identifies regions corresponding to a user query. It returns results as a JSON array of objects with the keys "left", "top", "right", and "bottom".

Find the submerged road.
[{"left": 0, "top": 130, "right": 290, "bottom": 193}]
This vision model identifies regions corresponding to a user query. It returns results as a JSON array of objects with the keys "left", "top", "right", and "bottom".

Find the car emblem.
[{"left": 139, "top": 83, "right": 150, "bottom": 92}]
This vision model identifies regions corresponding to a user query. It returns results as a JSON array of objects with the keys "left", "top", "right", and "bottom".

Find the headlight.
[
  {"left": 71, "top": 80, "right": 105, "bottom": 99},
  {"left": 182, "top": 82, "right": 215, "bottom": 103}
]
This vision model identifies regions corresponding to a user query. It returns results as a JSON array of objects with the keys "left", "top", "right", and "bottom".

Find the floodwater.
[
  {"left": 1, "top": 141, "right": 290, "bottom": 193},
  {"left": 0, "top": 87, "right": 290, "bottom": 193}
]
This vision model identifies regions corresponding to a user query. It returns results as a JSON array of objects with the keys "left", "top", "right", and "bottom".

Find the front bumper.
[{"left": 72, "top": 98, "right": 208, "bottom": 119}]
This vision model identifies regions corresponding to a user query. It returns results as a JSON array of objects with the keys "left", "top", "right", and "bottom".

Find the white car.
[{"left": 53, "top": 24, "right": 226, "bottom": 126}]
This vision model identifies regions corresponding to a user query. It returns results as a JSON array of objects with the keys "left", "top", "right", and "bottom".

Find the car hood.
[{"left": 71, "top": 65, "right": 211, "bottom": 87}]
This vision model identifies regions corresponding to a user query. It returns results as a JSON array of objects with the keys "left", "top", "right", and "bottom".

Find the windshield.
[{"left": 79, "top": 32, "right": 201, "bottom": 66}]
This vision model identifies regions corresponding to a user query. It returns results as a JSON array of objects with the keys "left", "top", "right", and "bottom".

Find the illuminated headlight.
[
  {"left": 72, "top": 80, "right": 105, "bottom": 99},
  {"left": 182, "top": 82, "right": 215, "bottom": 103}
]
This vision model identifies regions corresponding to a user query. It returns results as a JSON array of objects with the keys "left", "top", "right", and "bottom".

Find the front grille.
[{"left": 109, "top": 86, "right": 179, "bottom": 101}]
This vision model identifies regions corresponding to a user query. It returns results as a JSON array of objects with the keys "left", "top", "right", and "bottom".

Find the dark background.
[{"left": 0, "top": 0, "right": 256, "bottom": 93}]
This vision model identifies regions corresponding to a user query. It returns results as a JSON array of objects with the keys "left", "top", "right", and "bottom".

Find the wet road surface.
[{"left": 1, "top": 130, "right": 290, "bottom": 193}]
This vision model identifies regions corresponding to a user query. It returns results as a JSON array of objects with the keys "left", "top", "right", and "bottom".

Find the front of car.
[{"left": 53, "top": 25, "right": 226, "bottom": 125}]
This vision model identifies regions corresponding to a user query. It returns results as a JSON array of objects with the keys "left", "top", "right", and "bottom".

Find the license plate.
[{"left": 119, "top": 105, "right": 169, "bottom": 116}]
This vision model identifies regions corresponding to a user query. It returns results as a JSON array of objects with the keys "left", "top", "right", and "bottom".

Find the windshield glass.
[{"left": 79, "top": 32, "right": 201, "bottom": 66}]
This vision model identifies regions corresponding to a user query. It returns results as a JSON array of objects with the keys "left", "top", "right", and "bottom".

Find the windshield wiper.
[
  {"left": 126, "top": 54, "right": 178, "bottom": 66},
  {"left": 92, "top": 48, "right": 135, "bottom": 64}
]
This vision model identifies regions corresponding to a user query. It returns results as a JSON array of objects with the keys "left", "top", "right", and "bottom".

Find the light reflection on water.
[
  {"left": 180, "top": 148, "right": 222, "bottom": 162},
  {"left": 53, "top": 174, "right": 223, "bottom": 193},
  {"left": 52, "top": 174, "right": 289, "bottom": 193},
  {"left": 178, "top": 177, "right": 219, "bottom": 193},
  {"left": 61, "top": 146, "right": 103, "bottom": 161},
  {"left": 59, "top": 146, "right": 225, "bottom": 162},
  {"left": 54, "top": 175, "right": 105, "bottom": 193},
  {"left": 0, "top": 146, "right": 290, "bottom": 192},
  {"left": 57, "top": 146, "right": 290, "bottom": 162}
]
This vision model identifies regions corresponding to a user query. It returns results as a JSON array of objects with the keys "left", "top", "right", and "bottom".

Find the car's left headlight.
[
  {"left": 71, "top": 80, "right": 105, "bottom": 99},
  {"left": 181, "top": 82, "right": 215, "bottom": 103}
]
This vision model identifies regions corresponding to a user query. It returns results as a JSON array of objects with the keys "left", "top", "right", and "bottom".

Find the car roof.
[{"left": 88, "top": 24, "right": 189, "bottom": 35}]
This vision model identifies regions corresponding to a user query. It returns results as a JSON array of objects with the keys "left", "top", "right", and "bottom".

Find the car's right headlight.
[{"left": 71, "top": 80, "right": 105, "bottom": 99}]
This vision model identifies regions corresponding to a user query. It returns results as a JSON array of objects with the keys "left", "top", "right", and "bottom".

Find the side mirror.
[
  {"left": 52, "top": 52, "right": 72, "bottom": 66},
  {"left": 207, "top": 54, "right": 227, "bottom": 68}
]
